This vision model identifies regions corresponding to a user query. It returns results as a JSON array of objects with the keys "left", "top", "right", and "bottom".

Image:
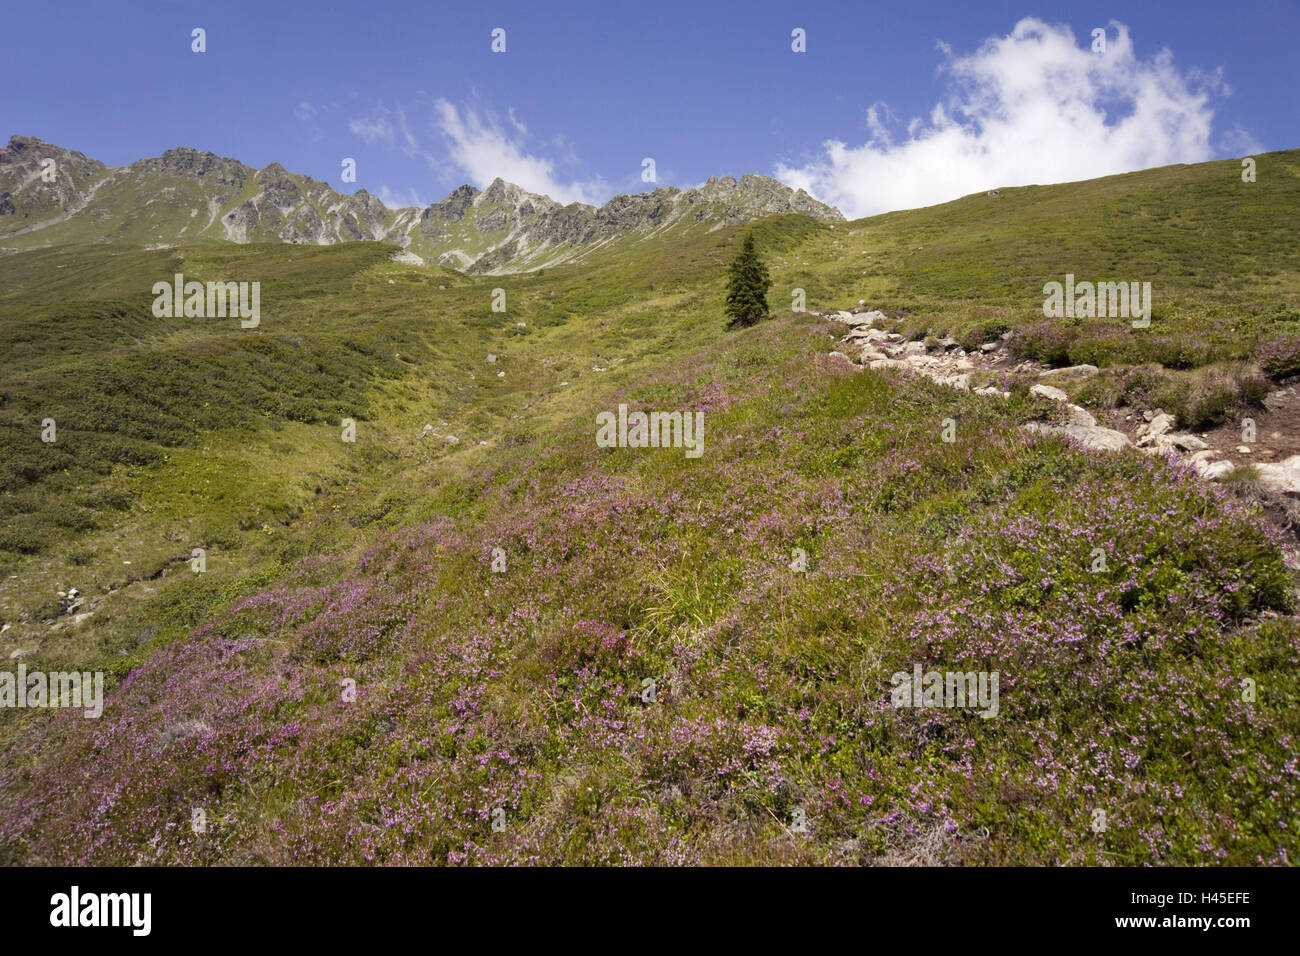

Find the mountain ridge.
[{"left": 0, "top": 136, "right": 843, "bottom": 272}]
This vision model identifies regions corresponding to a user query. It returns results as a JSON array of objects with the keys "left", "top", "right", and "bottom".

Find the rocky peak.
[
  {"left": 132, "top": 147, "right": 248, "bottom": 191},
  {"left": 0, "top": 136, "right": 105, "bottom": 176},
  {"left": 422, "top": 183, "right": 480, "bottom": 223}
]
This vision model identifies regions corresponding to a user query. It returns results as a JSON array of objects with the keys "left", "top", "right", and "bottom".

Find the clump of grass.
[{"left": 1072, "top": 362, "right": 1268, "bottom": 428}]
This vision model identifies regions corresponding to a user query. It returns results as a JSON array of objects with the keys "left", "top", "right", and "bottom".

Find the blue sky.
[{"left": 3, "top": 0, "right": 1297, "bottom": 217}]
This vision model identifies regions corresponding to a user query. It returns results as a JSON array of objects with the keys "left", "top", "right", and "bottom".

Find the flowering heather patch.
[
  {"left": 0, "top": 317, "right": 1296, "bottom": 866},
  {"left": 1256, "top": 334, "right": 1300, "bottom": 380}
]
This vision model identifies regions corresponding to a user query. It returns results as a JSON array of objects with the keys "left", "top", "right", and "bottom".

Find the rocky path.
[{"left": 822, "top": 305, "right": 1300, "bottom": 502}]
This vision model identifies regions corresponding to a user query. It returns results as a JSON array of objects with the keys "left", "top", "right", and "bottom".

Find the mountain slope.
[
  {"left": 0, "top": 136, "right": 843, "bottom": 272},
  {"left": 1, "top": 151, "right": 1298, "bottom": 866}
]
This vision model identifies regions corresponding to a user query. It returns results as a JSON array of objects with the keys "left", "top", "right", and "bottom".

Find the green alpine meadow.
[{"left": 2, "top": 134, "right": 1297, "bottom": 865}]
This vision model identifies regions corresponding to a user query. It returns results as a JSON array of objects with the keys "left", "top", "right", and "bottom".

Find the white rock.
[
  {"left": 1136, "top": 413, "right": 1177, "bottom": 446},
  {"left": 1062, "top": 424, "right": 1131, "bottom": 452},
  {"left": 1170, "top": 434, "right": 1209, "bottom": 452},
  {"left": 1041, "top": 364, "right": 1099, "bottom": 379},
  {"left": 1026, "top": 422, "right": 1131, "bottom": 452},
  {"left": 1030, "top": 384, "right": 1069, "bottom": 402},
  {"left": 1064, "top": 405, "right": 1096, "bottom": 427},
  {"left": 1198, "top": 460, "right": 1235, "bottom": 480},
  {"left": 1255, "top": 455, "right": 1300, "bottom": 494}
]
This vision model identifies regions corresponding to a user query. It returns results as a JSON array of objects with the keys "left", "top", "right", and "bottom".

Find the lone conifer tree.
[{"left": 724, "top": 232, "right": 772, "bottom": 329}]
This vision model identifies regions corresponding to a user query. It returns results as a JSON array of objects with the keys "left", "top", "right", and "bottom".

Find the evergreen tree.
[{"left": 724, "top": 232, "right": 772, "bottom": 329}]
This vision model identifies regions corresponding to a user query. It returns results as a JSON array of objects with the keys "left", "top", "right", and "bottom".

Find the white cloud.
[
  {"left": 1219, "top": 124, "right": 1265, "bottom": 156},
  {"left": 376, "top": 185, "right": 426, "bottom": 210},
  {"left": 776, "top": 18, "right": 1230, "bottom": 219},
  {"left": 432, "top": 100, "right": 607, "bottom": 205},
  {"left": 349, "top": 114, "right": 395, "bottom": 145}
]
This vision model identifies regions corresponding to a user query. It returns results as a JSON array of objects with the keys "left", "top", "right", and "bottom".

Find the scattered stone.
[
  {"left": 1198, "top": 460, "right": 1235, "bottom": 480},
  {"left": 1236, "top": 445, "right": 1252, "bottom": 454},
  {"left": 979, "top": 342, "right": 998, "bottom": 352},
  {"left": 1135, "top": 413, "right": 1176, "bottom": 446},
  {"left": 1030, "top": 383, "right": 1069, "bottom": 402},
  {"left": 1169, "top": 434, "right": 1208, "bottom": 452},
  {"left": 1041, "top": 364, "right": 1099, "bottom": 380},
  {"left": 1023, "top": 421, "right": 1131, "bottom": 452},
  {"left": 1064, "top": 405, "right": 1096, "bottom": 427},
  {"left": 1062, "top": 424, "right": 1132, "bottom": 452},
  {"left": 1255, "top": 456, "right": 1300, "bottom": 494}
]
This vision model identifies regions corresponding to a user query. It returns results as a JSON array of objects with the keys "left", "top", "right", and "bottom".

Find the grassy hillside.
[{"left": 1, "top": 153, "right": 1298, "bottom": 865}]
